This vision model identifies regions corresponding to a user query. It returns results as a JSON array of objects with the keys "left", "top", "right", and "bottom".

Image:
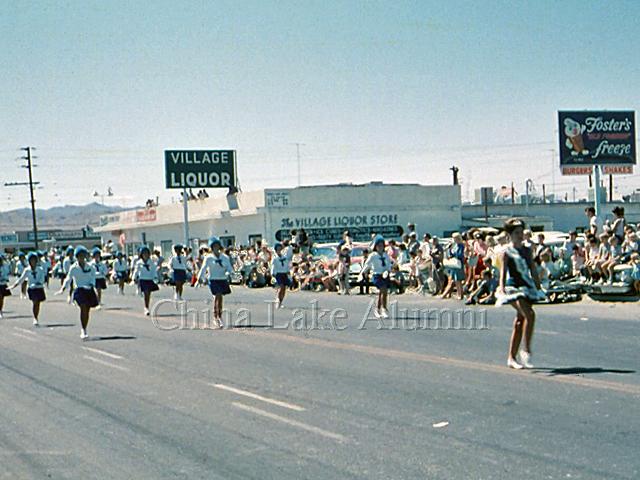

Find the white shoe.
[
  {"left": 518, "top": 351, "right": 534, "bottom": 369},
  {"left": 80, "top": 329, "right": 89, "bottom": 340},
  {"left": 95, "top": 305, "right": 102, "bottom": 311},
  {"left": 381, "top": 308, "right": 389, "bottom": 319},
  {"left": 173, "top": 292, "right": 178, "bottom": 301},
  {"left": 373, "top": 309, "right": 382, "bottom": 319},
  {"left": 144, "top": 308, "right": 150, "bottom": 316},
  {"left": 507, "top": 358, "right": 523, "bottom": 370},
  {"left": 32, "top": 318, "right": 39, "bottom": 327},
  {"left": 67, "top": 295, "right": 72, "bottom": 304}
]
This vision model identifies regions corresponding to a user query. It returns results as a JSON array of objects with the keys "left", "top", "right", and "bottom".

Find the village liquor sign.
[{"left": 165, "top": 150, "right": 237, "bottom": 189}]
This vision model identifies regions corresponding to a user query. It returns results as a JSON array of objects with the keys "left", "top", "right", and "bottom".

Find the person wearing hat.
[
  {"left": 496, "top": 218, "right": 545, "bottom": 370},
  {"left": 62, "top": 246, "right": 76, "bottom": 304},
  {"left": 113, "top": 251, "right": 129, "bottom": 295},
  {"left": 169, "top": 244, "right": 191, "bottom": 301},
  {"left": 91, "top": 247, "right": 109, "bottom": 308},
  {"left": 197, "top": 236, "right": 233, "bottom": 327},
  {"left": 9, "top": 252, "right": 47, "bottom": 326},
  {"left": 270, "top": 242, "right": 294, "bottom": 308},
  {"left": 0, "top": 253, "right": 12, "bottom": 319},
  {"left": 15, "top": 252, "right": 28, "bottom": 299},
  {"left": 131, "top": 245, "right": 160, "bottom": 315},
  {"left": 359, "top": 235, "right": 392, "bottom": 319},
  {"left": 56, "top": 246, "right": 99, "bottom": 340}
]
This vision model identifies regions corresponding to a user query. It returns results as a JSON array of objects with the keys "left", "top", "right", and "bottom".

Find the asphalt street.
[{"left": 0, "top": 284, "right": 638, "bottom": 480}]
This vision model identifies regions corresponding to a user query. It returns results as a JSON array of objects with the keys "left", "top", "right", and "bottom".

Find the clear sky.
[{"left": 1, "top": 0, "right": 639, "bottom": 211}]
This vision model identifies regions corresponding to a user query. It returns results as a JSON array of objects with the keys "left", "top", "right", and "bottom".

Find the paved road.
[{"left": 0, "top": 285, "right": 638, "bottom": 479}]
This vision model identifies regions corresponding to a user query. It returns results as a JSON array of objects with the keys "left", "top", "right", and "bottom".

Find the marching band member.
[
  {"left": 91, "top": 247, "right": 109, "bottom": 308},
  {"left": 496, "top": 218, "right": 546, "bottom": 370},
  {"left": 170, "top": 244, "right": 190, "bottom": 301},
  {"left": 57, "top": 246, "right": 99, "bottom": 340},
  {"left": 113, "top": 251, "right": 129, "bottom": 295},
  {"left": 9, "top": 252, "right": 46, "bottom": 326},
  {"left": 62, "top": 246, "right": 75, "bottom": 304},
  {"left": 130, "top": 250, "right": 142, "bottom": 297},
  {"left": 197, "top": 236, "right": 233, "bottom": 327},
  {"left": 359, "top": 235, "right": 392, "bottom": 319},
  {"left": 0, "top": 253, "right": 12, "bottom": 318},
  {"left": 270, "top": 241, "right": 293, "bottom": 308},
  {"left": 131, "top": 245, "right": 160, "bottom": 316},
  {"left": 15, "top": 252, "right": 28, "bottom": 299},
  {"left": 40, "top": 251, "right": 52, "bottom": 289}
]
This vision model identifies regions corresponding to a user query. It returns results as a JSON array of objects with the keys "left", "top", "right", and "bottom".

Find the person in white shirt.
[
  {"left": 197, "top": 236, "right": 233, "bottom": 326},
  {"left": 130, "top": 251, "right": 142, "bottom": 296},
  {"left": 91, "top": 248, "right": 109, "bottom": 308},
  {"left": 56, "top": 246, "right": 99, "bottom": 340},
  {"left": 62, "top": 246, "right": 75, "bottom": 304},
  {"left": 0, "top": 253, "right": 12, "bottom": 318},
  {"left": 39, "top": 251, "right": 52, "bottom": 289},
  {"left": 9, "top": 252, "right": 47, "bottom": 326},
  {"left": 15, "top": 252, "right": 28, "bottom": 299},
  {"left": 359, "top": 235, "right": 392, "bottom": 319},
  {"left": 270, "top": 242, "right": 293, "bottom": 308},
  {"left": 170, "top": 244, "right": 190, "bottom": 301},
  {"left": 113, "top": 251, "right": 129, "bottom": 295},
  {"left": 585, "top": 207, "right": 603, "bottom": 237},
  {"left": 131, "top": 246, "right": 160, "bottom": 316}
]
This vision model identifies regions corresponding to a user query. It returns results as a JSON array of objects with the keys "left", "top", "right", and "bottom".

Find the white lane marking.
[
  {"left": 232, "top": 402, "right": 347, "bottom": 443},
  {"left": 13, "top": 327, "right": 37, "bottom": 336},
  {"left": 83, "top": 355, "right": 129, "bottom": 372},
  {"left": 82, "top": 346, "right": 124, "bottom": 360},
  {"left": 11, "top": 332, "right": 38, "bottom": 342},
  {"left": 210, "top": 383, "right": 305, "bottom": 412}
]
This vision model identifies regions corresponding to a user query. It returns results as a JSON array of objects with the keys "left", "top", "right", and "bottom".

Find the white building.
[{"left": 95, "top": 182, "right": 462, "bottom": 254}]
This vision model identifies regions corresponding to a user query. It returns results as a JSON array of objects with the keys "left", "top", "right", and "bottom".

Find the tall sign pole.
[
  {"left": 24, "top": 147, "right": 40, "bottom": 250},
  {"left": 182, "top": 187, "right": 190, "bottom": 247},
  {"left": 593, "top": 165, "right": 602, "bottom": 217}
]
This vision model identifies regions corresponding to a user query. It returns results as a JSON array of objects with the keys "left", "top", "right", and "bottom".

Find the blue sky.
[{"left": 1, "top": 0, "right": 639, "bottom": 210}]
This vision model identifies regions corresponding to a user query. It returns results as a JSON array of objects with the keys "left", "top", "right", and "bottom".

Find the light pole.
[
  {"left": 93, "top": 187, "right": 114, "bottom": 205},
  {"left": 5, "top": 147, "right": 40, "bottom": 249}
]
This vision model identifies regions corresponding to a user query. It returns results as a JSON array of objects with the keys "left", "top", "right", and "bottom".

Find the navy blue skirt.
[
  {"left": 372, "top": 274, "right": 390, "bottom": 290},
  {"left": 0, "top": 285, "right": 11, "bottom": 297},
  {"left": 95, "top": 278, "right": 108, "bottom": 290},
  {"left": 275, "top": 273, "right": 291, "bottom": 287},
  {"left": 73, "top": 287, "right": 99, "bottom": 308},
  {"left": 209, "top": 279, "right": 231, "bottom": 296},
  {"left": 28, "top": 287, "right": 46, "bottom": 302},
  {"left": 173, "top": 269, "right": 188, "bottom": 283},
  {"left": 115, "top": 271, "right": 129, "bottom": 281},
  {"left": 139, "top": 279, "right": 160, "bottom": 293}
]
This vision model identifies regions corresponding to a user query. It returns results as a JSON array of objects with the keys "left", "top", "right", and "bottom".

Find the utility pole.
[
  {"left": 292, "top": 143, "right": 305, "bottom": 186},
  {"left": 5, "top": 147, "right": 40, "bottom": 249}
]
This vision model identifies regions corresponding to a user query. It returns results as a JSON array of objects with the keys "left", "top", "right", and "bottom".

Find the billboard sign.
[
  {"left": 559, "top": 111, "right": 636, "bottom": 172},
  {"left": 165, "top": 150, "right": 236, "bottom": 189}
]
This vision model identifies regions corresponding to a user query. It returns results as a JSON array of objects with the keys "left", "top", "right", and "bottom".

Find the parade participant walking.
[
  {"left": 130, "top": 250, "right": 142, "bottom": 296},
  {"left": 131, "top": 246, "right": 160, "bottom": 316},
  {"left": 496, "top": 218, "right": 546, "bottom": 370},
  {"left": 270, "top": 242, "right": 293, "bottom": 308},
  {"left": 9, "top": 252, "right": 47, "bottom": 326},
  {"left": 0, "top": 254, "right": 12, "bottom": 318},
  {"left": 113, "top": 251, "right": 129, "bottom": 295},
  {"left": 62, "top": 246, "right": 75, "bottom": 304},
  {"left": 56, "top": 246, "right": 99, "bottom": 340},
  {"left": 40, "top": 251, "right": 52, "bottom": 289},
  {"left": 15, "top": 252, "right": 28, "bottom": 299},
  {"left": 197, "top": 236, "right": 233, "bottom": 327},
  {"left": 169, "top": 244, "right": 190, "bottom": 301},
  {"left": 359, "top": 235, "right": 392, "bottom": 319},
  {"left": 91, "top": 247, "right": 109, "bottom": 308}
]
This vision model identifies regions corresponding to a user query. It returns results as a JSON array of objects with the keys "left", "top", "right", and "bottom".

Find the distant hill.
[{"left": 0, "top": 203, "right": 135, "bottom": 231}]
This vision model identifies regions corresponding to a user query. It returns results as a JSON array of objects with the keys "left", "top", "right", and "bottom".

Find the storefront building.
[{"left": 94, "top": 182, "right": 462, "bottom": 254}]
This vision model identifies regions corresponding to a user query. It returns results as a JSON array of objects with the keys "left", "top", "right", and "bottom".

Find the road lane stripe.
[
  {"left": 209, "top": 383, "right": 305, "bottom": 411},
  {"left": 83, "top": 355, "right": 129, "bottom": 372},
  {"left": 13, "top": 327, "right": 37, "bottom": 336},
  {"left": 253, "top": 331, "right": 640, "bottom": 396},
  {"left": 82, "top": 346, "right": 124, "bottom": 360},
  {"left": 11, "top": 332, "right": 38, "bottom": 342},
  {"left": 231, "top": 402, "right": 346, "bottom": 442}
]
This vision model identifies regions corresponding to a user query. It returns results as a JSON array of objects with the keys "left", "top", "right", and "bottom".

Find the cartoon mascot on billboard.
[{"left": 564, "top": 117, "right": 589, "bottom": 156}]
